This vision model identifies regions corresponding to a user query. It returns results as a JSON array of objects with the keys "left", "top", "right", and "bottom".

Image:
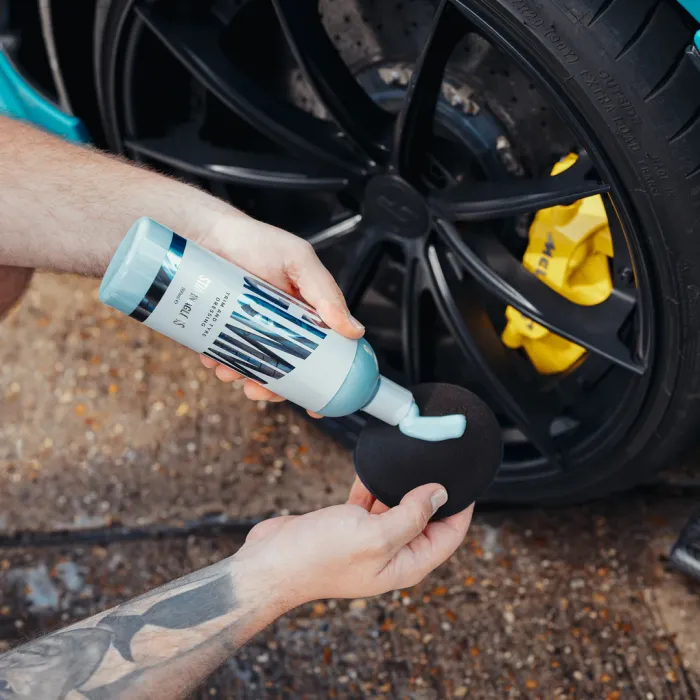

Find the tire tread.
[
  {"left": 613, "top": 3, "right": 691, "bottom": 98},
  {"left": 587, "top": 0, "right": 658, "bottom": 56},
  {"left": 647, "top": 49, "right": 700, "bottom": 138},
  {"left": 671, "top": 104, "right": 700, "bottom": 143},
  {"left": 686, "top": 163, "right": 700, "bottom": 180},
  {"left": 588, "top": 0, "right": 616, "bottom": 26},
  {"left": 615, "top": 1, "right": 661, "bottom": 59},
  {"left": 644, "top": 44, "right": 687, "bottom": 101}
]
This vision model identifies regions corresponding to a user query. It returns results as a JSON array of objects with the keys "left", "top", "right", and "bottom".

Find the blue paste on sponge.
[{"left": 398, "top": 402, "right": 467, "bottom": 442}]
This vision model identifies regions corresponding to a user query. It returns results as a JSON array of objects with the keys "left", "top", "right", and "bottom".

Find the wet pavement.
[{"left": 2, "top": 273, "right": 700, "bottom": 699}]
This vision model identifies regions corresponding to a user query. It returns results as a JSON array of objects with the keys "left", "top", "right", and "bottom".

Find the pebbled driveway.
[{"left": 2, "top": 273, "right": 700, "bottom": 699}]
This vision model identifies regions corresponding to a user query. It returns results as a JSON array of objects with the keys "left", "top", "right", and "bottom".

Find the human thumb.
[{"left": 377, "top": 484, "right": 448, "bottom": 553}]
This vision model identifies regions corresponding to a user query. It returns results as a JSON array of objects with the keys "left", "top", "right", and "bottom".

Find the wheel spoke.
[
  {"left": 600, "top": 194, "right": 652, "bottom": 366},
  {"left": 135, "top": 4, "right": 363, "bottom": 172},
  {"left": 392, "top": 0, "right": 469, "bottom": 182},
  {"left": 431, "top": 173, "right": 610, "bottom": 221},
  {"left": 436, "top": 220, "right": 644, "bottom": 373},
  {"left": 337, "top": 226, "right": 385, "bottom": 311},
  {"left": 270, "top": 0, "right": 391, "bottom": 163},
  {"left": 426, "top": 243, "right": 562, "bottom": 465},
  {"left": 306, "top": 215, "right": 362, "bottom": 252},
  {"left": 402, "top": 256, "right": 425, "bottom": 385},
  {"left": 601, "top": 193, "right": 634, "bottom": 273},
  {"left": 125, "top": 127, "right": 349, "bottom": 191}
]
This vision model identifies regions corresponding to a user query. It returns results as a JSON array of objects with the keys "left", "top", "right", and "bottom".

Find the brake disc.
[{"left": 283, "top": 0, "right": 576, "bottom": 170}]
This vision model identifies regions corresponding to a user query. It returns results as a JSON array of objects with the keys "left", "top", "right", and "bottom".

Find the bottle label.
[{"left": 142, "top": 232, "right": 356, "bottom": 412}]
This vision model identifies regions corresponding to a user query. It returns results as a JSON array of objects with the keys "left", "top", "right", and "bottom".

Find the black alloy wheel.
[{"left": 95, "top": 0, "right": 700, "bottom": 504}]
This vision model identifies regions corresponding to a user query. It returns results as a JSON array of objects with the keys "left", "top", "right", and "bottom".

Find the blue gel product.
[
  {"left": 398, "top": 402, "right": 467, "bottom": 441},
  {"left": 100, "top": 217, "right": 466, "bottom": 441}
]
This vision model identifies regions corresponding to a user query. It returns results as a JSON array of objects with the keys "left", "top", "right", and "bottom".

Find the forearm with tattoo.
[
  {"left": 0, "top": 559, "right": 269, "bottom": 700},
  {"left": 0, "top": 482, "right": 473, "bottom": 698}
]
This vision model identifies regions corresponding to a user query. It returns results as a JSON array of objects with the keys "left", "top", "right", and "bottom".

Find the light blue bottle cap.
[
  {"left": 363, "top": 375, "right": 414, "bottom": 425},
  {"left": 319, "top": 338, "right": 380, "bottom": 417},
  {"left": 100, "top": 217, "right": 174, "bottom": 316}
]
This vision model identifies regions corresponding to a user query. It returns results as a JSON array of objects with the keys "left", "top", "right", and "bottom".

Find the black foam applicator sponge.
[{"left": 354, "top": 383, "right": 502, "bottom": 518}]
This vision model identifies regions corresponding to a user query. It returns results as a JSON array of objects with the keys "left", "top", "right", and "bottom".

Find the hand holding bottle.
[{"left": 196, "top": 212, "right": 364, "bottom": 409}]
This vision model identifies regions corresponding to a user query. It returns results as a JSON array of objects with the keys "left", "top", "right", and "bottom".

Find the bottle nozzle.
[
  {"left": 361, "top": 375, "right": 414, "bottom": 425},
  {"left": 362, "top": 377, "right": 468, "bottom": 442}
]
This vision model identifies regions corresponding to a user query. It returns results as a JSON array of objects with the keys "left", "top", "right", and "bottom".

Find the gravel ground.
[{"left": 2, "top": 273, "right": 700, "bottom": 699}]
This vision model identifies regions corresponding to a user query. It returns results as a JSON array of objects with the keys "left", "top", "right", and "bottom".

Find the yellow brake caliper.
[{"left": 501, "top": 153, "right": 613, "bottom": 374}]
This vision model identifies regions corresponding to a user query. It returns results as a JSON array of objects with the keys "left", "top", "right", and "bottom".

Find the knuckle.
[
  {"left": 245, "top": 522, "right": 265, "bottom": 541},
  {"left": 249, "top": 521, "right": 264, "bottom": 535},
  {"left": 284, "top": 240, "right": 317, "bottom": 280},
  {"left": 296, "top": 238, "right": 315, "bottom": 258}
]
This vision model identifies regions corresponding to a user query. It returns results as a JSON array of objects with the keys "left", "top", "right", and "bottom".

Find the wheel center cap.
[{"left": 363, "top": 175, "right": 430, "bottom": 238}]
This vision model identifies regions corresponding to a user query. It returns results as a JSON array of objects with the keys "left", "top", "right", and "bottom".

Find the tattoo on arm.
[{"left": 0, "top": 560, "right": 244, "bottom": 700}]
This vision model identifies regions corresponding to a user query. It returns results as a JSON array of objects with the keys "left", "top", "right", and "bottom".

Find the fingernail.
[
  {"left": 430, "top": 489, "right": 448, "bottom": 515},
  {"left": 347, "top": 312, "right": 364, "bottom": 332}
]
